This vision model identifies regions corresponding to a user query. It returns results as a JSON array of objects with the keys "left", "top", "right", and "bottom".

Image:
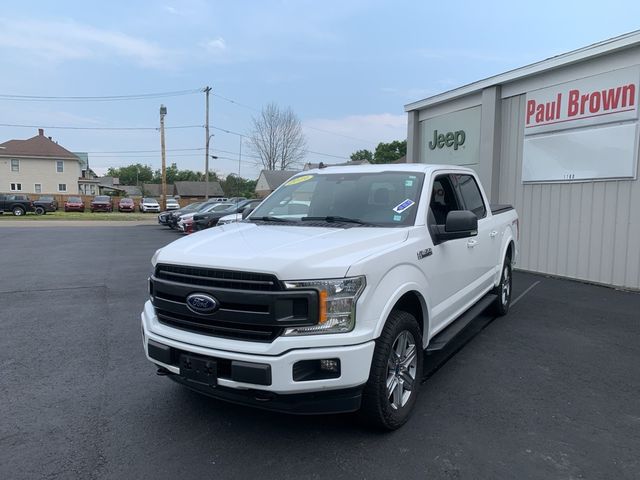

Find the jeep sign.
[
  {"left": 420, "top": 105, "right": 481, "bottom": 166},
  {"left": 428, "top": 129, "right": 466, "bottom": 150}
]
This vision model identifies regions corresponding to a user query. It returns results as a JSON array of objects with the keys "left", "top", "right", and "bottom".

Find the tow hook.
[{"left": 156, "top": 367, "right": 172, "bottom": 376}]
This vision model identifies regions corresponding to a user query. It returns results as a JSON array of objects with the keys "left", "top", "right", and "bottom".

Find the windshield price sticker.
[
  {"left": 285, "top": 175, "right": 314, "bottom": 186},
  {"left": 393, "top": 199, "right": 415, "bottom": 214}
]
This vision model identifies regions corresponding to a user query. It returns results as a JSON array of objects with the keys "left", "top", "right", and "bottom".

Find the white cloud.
[
  {"left": 203, "top": 37, "right": 227, "bottom": 52},
  {"left": 0, "top": 18, "right": 172, "bottom": 68},
  {"left": 162, "top": 5, "right": 180, "bottom": 15}
]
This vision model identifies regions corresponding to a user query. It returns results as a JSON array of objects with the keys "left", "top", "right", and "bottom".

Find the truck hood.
[{"left": 155, "top": 222, "right": 409, "bottom": 280}]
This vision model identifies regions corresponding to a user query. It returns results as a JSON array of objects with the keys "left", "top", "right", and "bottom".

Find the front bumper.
[{"left": 141, "top": 302, "right": 375, "bottom": 411}]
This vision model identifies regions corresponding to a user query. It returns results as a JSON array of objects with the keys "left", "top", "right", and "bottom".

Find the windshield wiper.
[
  {"left": 301, "top": 216, "right": 376, "bottom": 226},
  {"left": 251, "top": 216, "right": 292, "bottom": 223}
]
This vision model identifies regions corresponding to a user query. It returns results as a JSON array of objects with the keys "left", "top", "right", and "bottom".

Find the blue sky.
[{"left": 1, "top": 0, "right": 639, "bottom": 179}]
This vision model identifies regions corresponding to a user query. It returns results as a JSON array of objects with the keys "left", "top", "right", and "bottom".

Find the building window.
[
  {"left": 58, "top": 183, "right": 67, "bottom": 192},
  {"left": 56, "top": 160, "right": 64, "bottom": 173},
  {"left": 11, "top": 159, "right": 19, "bottom": 172},
  {"left": 35, "top": 184, "right": 42, "bottom": 193},
  {"left": 10, "top": 183, "right": 22, "bottom": 191},
  {"left": 90, "top": 185, "right": 96, "bottom": 195}
]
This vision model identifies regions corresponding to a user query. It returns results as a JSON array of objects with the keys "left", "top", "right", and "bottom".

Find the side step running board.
[{"left": 425, "top": 294, "right": 497, "bottom": 353}]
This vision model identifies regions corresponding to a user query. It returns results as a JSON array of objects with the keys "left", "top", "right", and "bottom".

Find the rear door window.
[{"left": 452, "top": 174, "right": 486, "bottom": 219}]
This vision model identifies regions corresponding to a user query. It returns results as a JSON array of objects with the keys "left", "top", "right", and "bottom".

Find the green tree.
[
  {"left": 220, "top": 174, "right": 257, "bottom": 198},
  {"left": 106, "top": 163, "right": 154, "bottom": 185},
  {"left": 373, "top": 140, "right": 407, "bottom": 164},
  {"left": 350, "top": 149, "right": 373, "bottom": 162},
  {"left": 151, "top": 164, "right": 219, "bottom": 183}
]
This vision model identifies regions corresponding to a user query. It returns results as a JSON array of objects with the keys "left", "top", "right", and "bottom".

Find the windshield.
[
  {"left": 143, "top": 198, "right": 157, "bottom": 203},
  {"left": 68, "top": 197, "right": 81, "bottom": 202},
  {"left": 181, "top": 202, "right": 202, "bottom": 211},
  {"left": 250, "top": 171, "right": 425, "bottom": 227},
  {"left": 120, "top": 198, "right": 133, "bottom": 203},
  {"left": 94, "top": 196, "right": 110, "bottom": 202}
]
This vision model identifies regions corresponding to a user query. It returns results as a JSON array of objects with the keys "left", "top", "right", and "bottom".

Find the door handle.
[
  {"left": 490, "top": 230, "right": 498, "bottom": 238},
  {"left": 466, "top": 239, "right": 478, "bottom": 248}
]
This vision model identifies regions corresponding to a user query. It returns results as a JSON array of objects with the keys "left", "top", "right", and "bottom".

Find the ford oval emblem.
[{"left": 186, "top": 293, "right": 219, "bottom": 315}]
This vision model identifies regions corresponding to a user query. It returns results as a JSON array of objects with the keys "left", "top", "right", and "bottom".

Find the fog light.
[
  {"left": 320, "top": 359, "right": 339, "bottom": 372},
  {"left": 293, "top": 359, "right": 341, "bottom": 381}
]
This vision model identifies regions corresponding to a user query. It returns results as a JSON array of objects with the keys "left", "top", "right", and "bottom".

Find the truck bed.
[{"left": 490, "top": 204, "right": 514, "bottom": 215}]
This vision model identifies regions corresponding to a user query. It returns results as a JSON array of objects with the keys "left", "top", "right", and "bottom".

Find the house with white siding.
[{"left": 0, "top": 129, "right": 81, "bottom": 194}]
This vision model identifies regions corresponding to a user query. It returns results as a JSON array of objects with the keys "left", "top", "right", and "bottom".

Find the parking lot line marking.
[{"left": 511, "top": 281, "right": 541, "bottom": 307}]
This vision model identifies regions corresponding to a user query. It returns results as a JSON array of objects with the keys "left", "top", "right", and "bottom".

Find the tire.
[
  {"left": 360, "top": 310, "right": 423, "bottom": 430},
  {"left": 492, "top": 256, "right": 512, "bottom": 316},
  {"left": 34, "top": 206, "right": 46, "bottom": 215},
  {"left": 12, "top": 206, "right": 25, "bottom": 216}
]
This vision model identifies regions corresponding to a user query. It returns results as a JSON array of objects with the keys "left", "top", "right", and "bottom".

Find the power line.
[
  {"left": 86, "top": 147, "right": 205, "bottom": 154},
  {"left": 0, "top": 122, "right": 202, "bottom": 131},
  {"left": 0, "top": 89, "right": 202, "bottom": 102},
  {"left": 210, "top": 92, "right": 377, "bottom": 144}
]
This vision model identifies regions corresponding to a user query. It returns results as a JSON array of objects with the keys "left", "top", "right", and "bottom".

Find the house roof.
[
  {"left": 142, "top": 183, "right": 175, "bottom": 196},
  {"left": 0, "top": 129, "right": 79, "bottom": 160},
  {"left": 174, "top": 181, "right": 224, "bottom": 197},
  {"left": 405, "top": 29, "right": 640, "bottom": 112},
  {"left": 120, "top": 185, "right": 142, "bottom": 196},
  {"left": 258, "top": 170, "right": 298, "bottom": 190}
]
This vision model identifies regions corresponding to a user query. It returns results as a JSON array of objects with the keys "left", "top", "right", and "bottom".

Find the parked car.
[
  {"left": 217, "top": 199, "right": 263, "bottom": 225},
  {"left": 140, "top": 197, "right": 161, "bottom": 213},
  {"left": 118, "top": 198, "right": 135, "bottom": 212},
  {"left": 143, "top": 164, "right": 519, "bottom": 430},
  {"left": 0, "top": 194, "right": 35, "bottom": 216},
  {"left": 90, "top": 195, "right": 113, "bottom": 213},
  {"left": 176, "top": 202, "right": 233, "bottom": 233},
  {"left": 159, "top": 202, "right": 202, "bottom": 227},
  {"left": 195, "top": 199, "right": 262, "bottom": 230},
  {"left": 165, "top": 198, "right": 180, "bottom": 210},
  {"left": 64, "top": 196, "right": 85, "bottom": 212},
  {"left": 226, "top": 196, "right": 247, "bottom": 204},
  {"left": 165, "top": 201, "right": 221, "bottom": 229},
  {"left": 34, "top": 195, "right": 58, "bottom": 213}
]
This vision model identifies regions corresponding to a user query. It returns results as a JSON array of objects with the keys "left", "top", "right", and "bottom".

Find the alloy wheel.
[{"left": 386, "top": 330, "right": 418, "bottom": 410}]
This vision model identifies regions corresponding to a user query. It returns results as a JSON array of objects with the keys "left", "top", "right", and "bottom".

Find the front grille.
[
  {"left": 156, "top": 308, "right": 282, "bottom": 342},
  {"left": 155, "top": 264, "right": 281, "bottom": 291}
]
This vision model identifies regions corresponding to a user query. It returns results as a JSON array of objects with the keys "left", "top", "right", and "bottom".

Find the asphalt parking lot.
[{"left": 1, "top": 224, "right": 639, "bottom": 479}]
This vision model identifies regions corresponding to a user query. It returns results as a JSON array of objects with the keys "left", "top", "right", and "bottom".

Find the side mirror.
[
  {"left": 242, "top": 207, "right": 255, "bottom": 220},
  {"left": 435, "top": 210, "right": 478, "bottom": 243}
]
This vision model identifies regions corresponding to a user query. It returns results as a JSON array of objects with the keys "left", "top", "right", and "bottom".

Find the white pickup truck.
[{"left": 142, "top": 164, "right": 518, "bottom": 429}]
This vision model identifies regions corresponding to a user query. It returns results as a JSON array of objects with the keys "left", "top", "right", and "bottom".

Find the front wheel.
[
  {"left": 360, "top": 310, "right": 423, "bottom": 430},
  {"left": 12, "top": 206, "right": 25, "bottom": 216},
  {"left": 492, "top": 257, "right": 512, "bottom": 316},
  {"left": 34, "top": 206, "right": 46, "bottom": 215}
]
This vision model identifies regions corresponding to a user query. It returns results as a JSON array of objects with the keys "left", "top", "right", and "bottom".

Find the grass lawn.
[{"left": 0, "top": 210, "right": 156, "bottom": 221}]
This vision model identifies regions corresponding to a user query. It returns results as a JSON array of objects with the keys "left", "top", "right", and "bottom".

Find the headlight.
[
  {"left": 151, "top": 249, "right": 161, "bottom": 268},
  {"left": 282, "top": 276, "right": 365, "bottom": 335}
]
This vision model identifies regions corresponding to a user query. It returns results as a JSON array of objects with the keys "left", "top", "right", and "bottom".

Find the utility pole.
[
  {"left": 204, "top": 86, "right": 212, "bottom": 199},
  {"left": 160, "top": 104, "right": 167, "bottom": 211}
]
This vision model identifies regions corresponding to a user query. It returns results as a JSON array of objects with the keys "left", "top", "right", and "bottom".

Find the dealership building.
[{"left": 405, "top": 31, "right": 640, "bottom": 290}]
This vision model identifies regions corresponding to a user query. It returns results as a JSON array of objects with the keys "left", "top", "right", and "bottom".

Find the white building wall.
[
  {"left": 499, "top": 94, "right": 640, "bottom": 289},
  {"left": 1, "top": 157, "right": 80, "bottom": 194}
]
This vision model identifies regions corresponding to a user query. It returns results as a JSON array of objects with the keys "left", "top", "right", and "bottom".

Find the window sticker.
[
  {"left": 285, "top": 175, "right": 314, "bottom": 186},
  {"left": 393, "top": 199, "right": 415, "bottom": 214},
  {"left": 404, "top": 180, "right": 413, "bottom": 187},
  {"left": 393, "top": 214, "right": 402, "bottom": 222}
]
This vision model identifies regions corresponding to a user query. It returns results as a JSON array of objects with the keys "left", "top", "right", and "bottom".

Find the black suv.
[
  {"left": 33, "top": 195, "right": 58, "bottom": 213},
  {"left": 0, "top": 194, "right": 35, "bottom": 216}
]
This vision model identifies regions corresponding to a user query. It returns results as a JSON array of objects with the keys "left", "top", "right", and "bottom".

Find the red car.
[
  {"left": 64, "top": 196, "right": 85, "bottom": 212},
  {"left": 118, "top": 198, "right": 135, "bottom": 212},
  {"left": 90, "top": 195, "right": 113, "bottom": 213}
]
